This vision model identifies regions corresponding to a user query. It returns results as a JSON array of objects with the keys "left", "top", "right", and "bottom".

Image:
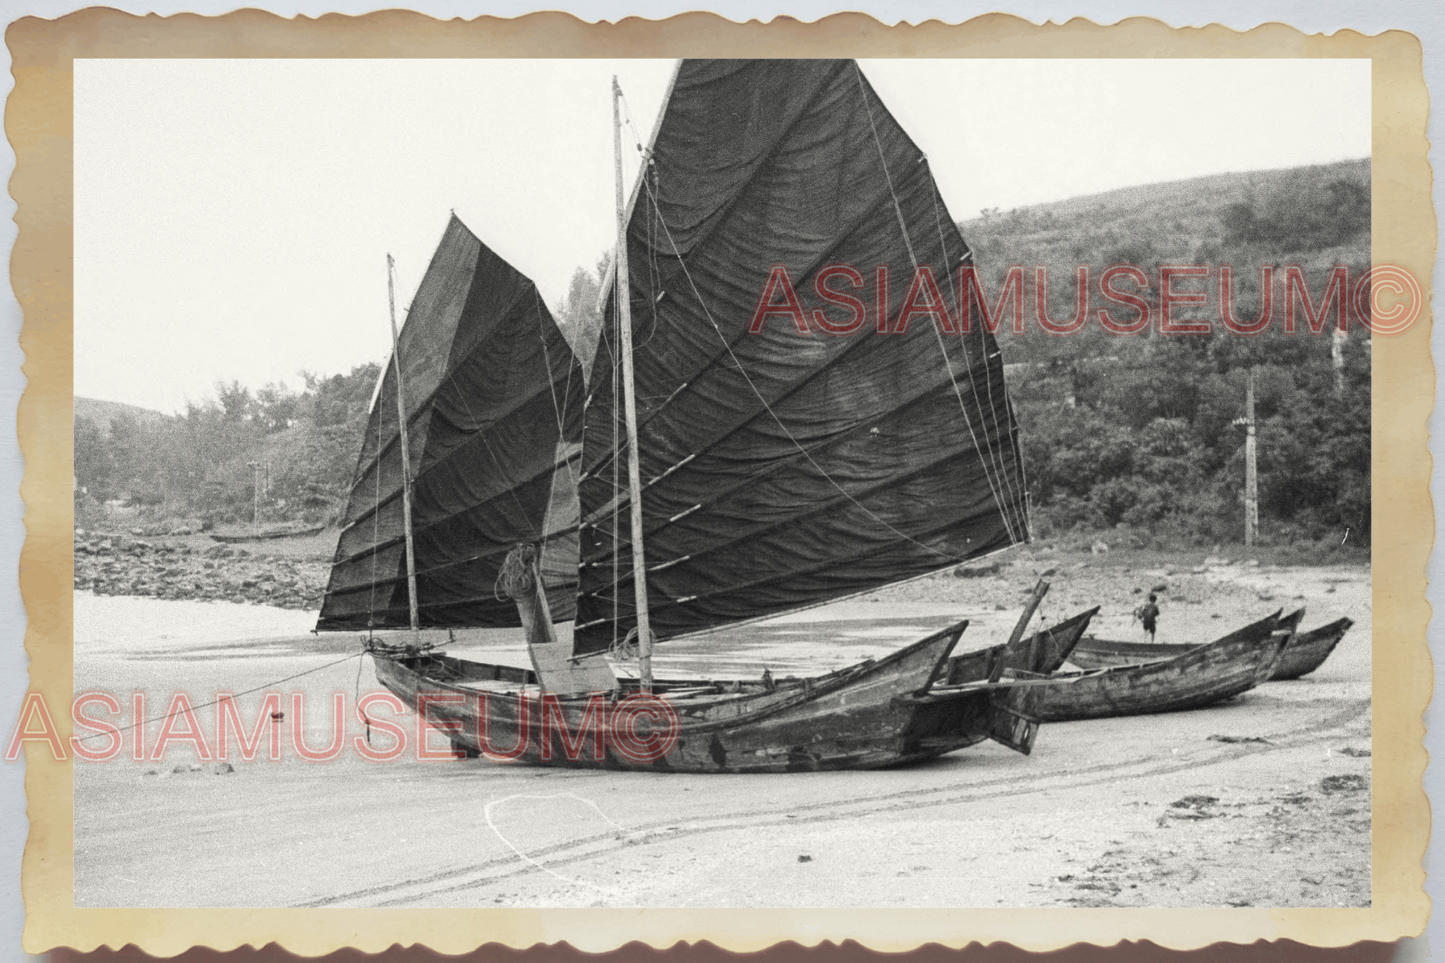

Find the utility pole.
[
  {"left": 1244, "top": 368, "right": 1258, "bottom": 548},
  {"left": 247, "top": 460, "right": 262, "bottom": 530}
]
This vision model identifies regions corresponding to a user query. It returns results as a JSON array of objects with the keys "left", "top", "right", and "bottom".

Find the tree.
[
  {"left": 255, "top": 382, "right": 299, "bottom": 433},
  {"left": 73, "top": 415, "right": 113, "bottom": 499},
  {"left": 216, "top": 380, "right": 253, "bottom": 424}
]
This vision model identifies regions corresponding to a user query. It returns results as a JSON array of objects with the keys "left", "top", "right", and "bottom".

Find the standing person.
[{"left": 1135, "top": 593, "right": 1161, "bottom": 642}]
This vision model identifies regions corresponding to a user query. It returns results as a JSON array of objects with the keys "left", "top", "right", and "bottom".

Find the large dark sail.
[
  {"left": 574, "top": 59, "right": 1029, "bottom": 655},
  {"left": 317, "top": 215, "right": 585, "bottom": 631}
]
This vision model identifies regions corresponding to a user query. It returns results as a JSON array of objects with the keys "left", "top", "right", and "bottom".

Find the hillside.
[
  {"left": 74, "top": 396, "right": 167, "bottom": 434},
  {"left": 962, "top": 158, "right": 1369, "bottom": 271},
  {"left": 72, "top": 159, "right": 1371, "bottom": 551},
  {"left": 956, "top": 158, "right": 1371, "bottom": 550}
]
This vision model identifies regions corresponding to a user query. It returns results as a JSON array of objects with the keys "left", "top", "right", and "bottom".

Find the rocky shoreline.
[
  {"left": 72, "top": 527, "right": 1366, "bottom": 635},
  {"left": 73, "top": 530, "right": 330, "bottom": 611}
]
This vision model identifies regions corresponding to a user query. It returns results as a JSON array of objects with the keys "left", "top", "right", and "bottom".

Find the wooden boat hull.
[
  {"left": 1068, "top": 609, "right": 1297, "bottom": 671},
  {"left": 1024, "top": 612, "right": 1290, "bottom": 722},
  {"left": 1269, "top": 617, "right": 1355, "bottom": 680},
  {"left": 368, "top": 622, "right": 1045, "bottom": 772},
  {"left": 209, "top": 525, "right": 325, "bottom": 543},
  {"left": 945, "top": 607, "right": 1100, "bottom": 684}
]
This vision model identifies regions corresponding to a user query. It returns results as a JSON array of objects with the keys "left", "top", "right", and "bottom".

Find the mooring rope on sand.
[{"left": 74, "top": 650, "right": 366, "bottom": 744}]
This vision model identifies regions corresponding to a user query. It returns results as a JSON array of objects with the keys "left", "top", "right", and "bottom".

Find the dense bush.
[
  {"left": 76, "top": 160, "right": 1371, "bottom": 552},
  {"left": 75, "top": 363, "right": 381, "bottom": 528},
  {"left": 978, "top": 158, "right": 1371, "bottom": 549}
]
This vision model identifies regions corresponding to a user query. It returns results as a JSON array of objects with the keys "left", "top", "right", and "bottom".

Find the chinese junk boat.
[{"left": 318, "top": 59, "right": 1044, "bottom": 772}]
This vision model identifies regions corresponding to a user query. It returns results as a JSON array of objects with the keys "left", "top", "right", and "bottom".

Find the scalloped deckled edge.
[{"left": 8, "top": 8, "right": 1432, "bottom": 956}]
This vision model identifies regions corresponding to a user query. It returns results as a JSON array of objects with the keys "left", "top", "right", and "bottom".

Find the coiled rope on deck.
[{"left": 493, "top": 544, "right": 538, "bottom": 601}]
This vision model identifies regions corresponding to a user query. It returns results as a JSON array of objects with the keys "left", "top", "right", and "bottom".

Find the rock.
[
  {"left": 213, "top": 762, "right": 236, "bottom": 775},
  {"left": 1039, "top": 566, "right": 1058, "bottom": 578},
  {"left": 953, "top": 562, "right": 1002, "bottom": 578},
  {"left": 1151, "top": 583, "right": 1168, "bottom": 593},
  {"left": 1245, "top": 559, "right": 1260, "bottom": 568},
  {"left": 1321, "top": 774, "right": 1367, "bottom": 794},
  {"left": 797, "top": 855, "right": 813, "bottom": 863},
  {"left": 1170, "top": 795, "right": 1219, "bottom": 809},
  {"left": 1203, "top": 555, "right": 1227, "bottom": 567},
  {"left": 1090, "top": 540, "right": 1109, "bottom": 555},
  {"left": 169, "top": 526, "right": 194, "bottom": 536}
]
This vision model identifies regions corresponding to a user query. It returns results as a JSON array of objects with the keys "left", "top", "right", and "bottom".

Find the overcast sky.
[{"left": 74, "top": 57, "right": 1371, "bottom": 413}]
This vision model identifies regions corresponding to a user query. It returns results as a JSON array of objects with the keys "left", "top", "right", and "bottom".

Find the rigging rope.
[
  {"left": 367, "top": 376, "right": 384, "bottom": 632},
  {"left": 532, "top": 285, "right": 583, "bottom": 500},
  {"left": 924, "top": 172, "right": 1030, "bottom": 535},
  {"left": 614, "top": 90, "right": 984, "bottom": 568},
  {"left": 850, "top": 62, "right": 1025, "bottom": 545},
  {"left": 74, "top": 651, "right": 366, "bottom": 744}
]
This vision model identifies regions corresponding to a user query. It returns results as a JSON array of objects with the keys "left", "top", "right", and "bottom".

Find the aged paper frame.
[{"left": 8, "top": 9, "right": 1433, "bottom": 956}]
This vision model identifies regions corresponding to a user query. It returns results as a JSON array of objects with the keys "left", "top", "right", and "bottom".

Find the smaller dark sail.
[{"left": 317, "top": 215, "right": 586, "bottom": 631}]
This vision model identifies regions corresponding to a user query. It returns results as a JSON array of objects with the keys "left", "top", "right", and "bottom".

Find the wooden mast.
[
  {"left": 613, "top": 77, "right": 654, "bottom": 691},
  {"left": 387, "top": 253, "right": 421, "bottom": 638}
]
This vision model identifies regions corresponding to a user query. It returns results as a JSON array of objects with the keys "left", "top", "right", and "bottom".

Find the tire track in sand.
[{"left": 299, "top": 696, "right": 1368, "bottom": 908}]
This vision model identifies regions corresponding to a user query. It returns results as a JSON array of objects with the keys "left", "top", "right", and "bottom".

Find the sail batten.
[
  {"left": 574, "top": 59, "right": 1029, "bottom": 655},
  {"left": 335, "top": 446, "right": 576, "bottom": 548},
  {"left": 317, "top": 215, "right": 586, "bottom": 631},
  {"left": 585, "top": 418, "right": 1018, "bottom": 595}
]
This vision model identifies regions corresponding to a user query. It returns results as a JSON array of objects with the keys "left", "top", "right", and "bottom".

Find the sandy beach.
[{"left": 72, "top": 543, "right": 1370, "bottom": 909}]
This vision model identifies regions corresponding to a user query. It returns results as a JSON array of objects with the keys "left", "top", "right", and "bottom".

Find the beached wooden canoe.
[
  {"left": 1068, "top": 608, "right": 1304, "bottom": 671},
  {"left": 1269, "top": 617, "right": 1355, "bottom": 680},
  {"left": 1003, "top": 610, "right": 1292, "bottom": 722},
  {"left": 209, "top": 524, "right": 325, "bottom": 544},
  {"left": 370, "top": 620, "right": 1049, "bottom": 772},
  {"left": 944, "top": 607, "right": 1100, "bottom": 684}
]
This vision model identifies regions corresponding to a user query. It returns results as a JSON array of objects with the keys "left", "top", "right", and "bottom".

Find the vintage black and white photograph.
[{"left": 69, "top": 56, "right": 1374, "bottom": 909}]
